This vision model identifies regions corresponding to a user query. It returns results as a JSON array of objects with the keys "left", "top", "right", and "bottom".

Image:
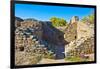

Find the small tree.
[
  {"left": 50, "top": 17, "right": 67, "bottom": 27},
  {"left": 81, "top": 16, "right": 88, "bottom": 23},
  {"left": 88, "top": 14, "right": 94, "bottom": 24},
  {"left": 81, "top": 14, "right": 94, "bottom": 24}
]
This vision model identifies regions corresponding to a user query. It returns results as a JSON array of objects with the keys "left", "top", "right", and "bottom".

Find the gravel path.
[{"left": 38, "top": 58, "right": 71, "bottom": 64}]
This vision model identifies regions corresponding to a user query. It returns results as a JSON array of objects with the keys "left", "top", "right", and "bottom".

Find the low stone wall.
[{"left": 65, "top": 37, "right": 94, "bottom": 57}]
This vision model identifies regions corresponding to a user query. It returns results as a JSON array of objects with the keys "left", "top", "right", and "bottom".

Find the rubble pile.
[{"left": 15, "top": 18, "right": 51, "bottom": 65}]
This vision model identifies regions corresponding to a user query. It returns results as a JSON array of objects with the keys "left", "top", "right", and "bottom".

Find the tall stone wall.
[
  {"left": 64, "top": 16, "right": 94, "bottom": 61},
  {"left": 64, "top": 16, "right": 78, "bottom": 43}
]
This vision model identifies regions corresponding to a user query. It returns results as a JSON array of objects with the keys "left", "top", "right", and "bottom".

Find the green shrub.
[
  {"left": 43, "top": 51, "right": 55, "bottom": 59},
  {"left": 81, "top": 14, "right": 94, "bottom": 24},
  {"left": 64, "top": 56, "right": 89, "bottom": 62},
  {"left": 50, "top": 17, "right": 68, "bottom": 27}
]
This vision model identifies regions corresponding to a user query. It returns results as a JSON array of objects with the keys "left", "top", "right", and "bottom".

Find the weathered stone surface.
[
  {"left": 15, "top": 19, "right": 43, "bottom": 49},
  {"left": 77, "top": 22, "right": 94, "bottom": 39},
  {"left": 64, "top": 22, "right": 77, "bottom": 43},
  {"left": 65, "top": 36, "right": 94, "bottom": 58}
]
